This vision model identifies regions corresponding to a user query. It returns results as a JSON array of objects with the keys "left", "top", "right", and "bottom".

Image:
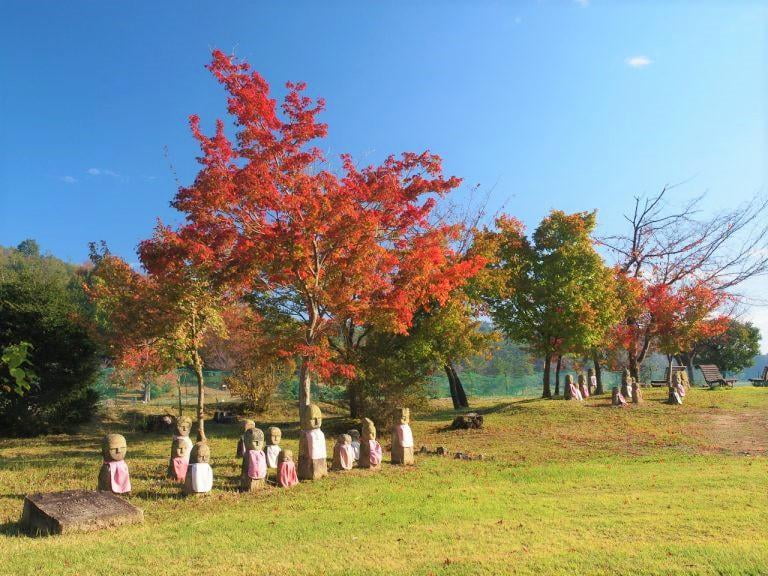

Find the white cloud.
[
  {"left": 575, "top": 0, "right": 589, "bottom": 6},
  {"left": 626, "top": 56, "right": 652, "bottom": 68},
  {"left": 87, "top": 168, "right": 120, "bottom": 177},
  {"left": 60, "top": 175, "right": 77, "bottom": 184}
]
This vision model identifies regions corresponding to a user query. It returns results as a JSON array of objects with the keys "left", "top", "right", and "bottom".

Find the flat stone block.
[{"left": 21, "top": 490, "right": 143, "bottom": 536}]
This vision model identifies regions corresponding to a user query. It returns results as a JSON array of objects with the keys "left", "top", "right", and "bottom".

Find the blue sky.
[{"left": 1, "top": 1, "right": 766, "bottom": 350}]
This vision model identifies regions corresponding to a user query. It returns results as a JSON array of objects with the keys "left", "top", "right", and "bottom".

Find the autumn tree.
[
  {"left": 602, "top": 188, "right": 768, "bottom": 379},
  {"left": 169, "top": 50, "right": 480, "bottom": 420},
  {"left": 691, "top": 319, "right": 761, "bottom": 376},
  {"left": 88, "top": 234, "right": 226, "bottom": 441},
  {"left": 476, "top": 211, "right": 619, "bottom": 397}
]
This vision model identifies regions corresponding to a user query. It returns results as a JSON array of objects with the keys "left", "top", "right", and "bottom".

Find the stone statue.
[
  {"left": 621, "top": 369, "right": 634, "bottom": 399},
  {"left": 578, "top": 374, "right": 590, "bottom": 399},
  {"left": 391, "top": 407, "right": 415, "bottom": 466},
  {"left": 587, "top": 367, "right": 597, "bottom": 394},
  {"left": 668, "top": 372, "right": 686, "bottom": 405},
  {"left": 298, "top": 404, "right": 328, "bottom": 481},
  {"left": 240, "top": 427, "right": 267, "bottom": 491},
  {"left": 358, "top": 417, "right": 382, "bottom": 470},
  {"left": 184, "top": 441, "right": 213, "bottom": 495},
  {"left": 236, "top": 419, "right": 256, "bottom": 458},
  {"left": 265, "top": 426, "right": 282, "bottom": 469},
  {"left": 632, "top": 379, "right": 643, "bottom": 404},
  {"left": 277, "top": 449, "right": 298, "bottom": 488},
  {"left": 98, "top": 434, "right": 131, "bottom": 494},
  {"left": 168, "top": 437, "right": 191, "bottom": 482},
  {"left": 332, "top": 434, "right": 355, "bottom": 471},
  {"left": 348, "top": 429, "right": 361, "bottom": 461},
  {"left": 565, "top": 375, "right": 582, "bottom": 401},
  {"left": 611, "top": 386, "right": 627, "bottom": 407}
]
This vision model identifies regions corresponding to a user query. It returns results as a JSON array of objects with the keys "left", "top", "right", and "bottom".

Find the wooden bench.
[
  {"left": 651, "top": 365, "right": 687, "bottom": 387},
  {"left": 697, "top": 364, "right": 736, "bottom": 388},
  {"left": 750, "top": 366, "right": 768, "bottom": 387}
]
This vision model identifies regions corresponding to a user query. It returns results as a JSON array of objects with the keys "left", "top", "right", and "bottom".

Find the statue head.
[
  {"left": 242, "top": 419, "right": 255, "bottom": 433},
  {"left": 672, "top": 372, "right": 681, "bottom": 386},
  {"left": 300, "top": 404, "right": 322, "bottom": 430},
  {"left": 587, "top": 367, "right": 594, "bottom": 378},
  {"left": 267, "top": 426, "right": 282, "bottom": 446},
  {"left": 190, "top": 441, "right": 211, "bottom": 464},
  {"left": 171, "top": 437, "right": 190, "bottom": 459},
  {"left": 611, "top": 386, "right": 620, "bottom": 400},
  {"left": 361, "top": 417, "right": 376, "bottom": 441},
  {"left": 278, "top": 449, "right": 293, "bottom": 465},
  {"left": 244, "top": 427, "right": 264, "bottom": 451},
  {"left": 565, "top": 374, "right": 574, "bottom": 386},
  {"left": 175, "top": 416, "right": 193, "bottom": 437},
  {"left": 348, "top": 429, "right": 360, "bottom": 442},
  {"left": 395, "top": 407, "right": 410, "bottom": 425},
  {"left": 102, "top": 434, "right": 127, "bottom": 461},
  {"left": 577, "top": 373, "right": 585, "bottom": 385},
  {"left": 337, "top": 433, "right": 351, "bottom": 446}
]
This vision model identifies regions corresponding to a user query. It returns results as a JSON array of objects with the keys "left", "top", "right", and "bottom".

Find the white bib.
[
  {"left": 188, "top": 463, "right": 213, "bottom": 493},
  {"left": 265, "top": 445, "right": 281, "bottom": 468},
  {"left": 307, "top": 429, "right": 327, "bottom": 459},
  {"left": 397, "top": 424, "right": 414, "bottom": 448}
]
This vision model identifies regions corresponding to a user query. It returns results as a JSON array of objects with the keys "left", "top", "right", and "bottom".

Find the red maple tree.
[{"left": 170, "top": 50, "right": 482, "bottom": 412}]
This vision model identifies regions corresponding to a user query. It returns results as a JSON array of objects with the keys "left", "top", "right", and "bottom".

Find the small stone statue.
[
  {"left": 611, "top": 386, "right": 627, "bottom": 407},
  {"left": 332, "top": 434, "right": 355, "bottom": 471},
  {"left": 184, "top": 441, "right": 213, "bottom": 495},
  {"left": 240, "top": 427, "right": 267, "bottom": 491},
  {"left": 298, "top": 404, "right": 328, "bottom": 481},
  {"left": 578, "top": 374, "right": 590, "bottom": 399},
  {"left": 391, "top": 407, "right": 415, "bottom": 466},
  {"left": 587, "top": 367, "right": 598, "bottom": 394},
  {"left": 358, "top": 417, "right": 383, "bottom": 470},
  {"left": 277, "top": 449, "right": 299, "bottom": 488},
  {"left": 98, "top": 434, "right": 131, "bottom": 494},
  {"left": 564, "top": 375, "right": 583, "bottom": 401},
  {"left": 170, "top": 416, "right": 193, "bottom": 471},
  {"left": 236, "top": 419, "right": 256, "bottom": 458},
  {"left": 632, "top": 380, "right": 643, "bottom": 404},
  {"left": 621, "top": 369, "right": 634, "bottom": 399},
  {"left": 168, "top": 437, "right": 191, "bottom": 482},
  {"left": 348, "top": 429, "right": 361, "bottom": 461},
  {"left": 265, "top": 426, "right": 282, "bottom": 469},
  {"left": 668, "top": 372, "right": 686, "bottom": 405}
]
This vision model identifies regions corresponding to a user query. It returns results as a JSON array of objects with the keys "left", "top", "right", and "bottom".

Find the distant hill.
[{"left": 737, "top": 354, "right": 768, "bottom": 380}]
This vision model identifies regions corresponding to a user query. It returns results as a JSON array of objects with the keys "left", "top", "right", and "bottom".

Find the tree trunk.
[
  {"left": 628, "top": 350, "right": 639, "bottom": 382},
  {"left": 143, "top": 382, "right": 151, "bottom": 403},
  {"left": 177, "top": 384, "right": 183, "bottom": 418},
  {"left": 445, "top": 364, "right": 464, "bottom": 410},
  {"left": 192, "top": 351, "right": 206, "bottom": 442},
  {"left": 452, "top": 364, "right": 469, "bottom": 408},
  {"left": 554, "top": 355, "right": 562, "bottom": 396},
  {"left": 299, "top": 360, "right": 311, "bottom": 410},
  {"left": 348, "top": 381, "right": 362, "bottom": 418},
  {"left": 542, "top": 355, "right": 552, "bottom": 398},
  {"left": 593, "top": 351, "right": 604, "bottom": 395}
]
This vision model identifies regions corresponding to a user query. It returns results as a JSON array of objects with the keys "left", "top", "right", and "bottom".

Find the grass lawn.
[{"left": 1, "top": 387, "right": 767, "bottom": 575}]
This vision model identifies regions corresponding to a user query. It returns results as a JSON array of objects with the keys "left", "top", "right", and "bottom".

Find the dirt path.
[{"left": 699, "top": 410, "right": 768, "bottom": 455}]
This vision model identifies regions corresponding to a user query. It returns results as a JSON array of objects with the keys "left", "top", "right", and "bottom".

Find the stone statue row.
[
  {"left": 667, "top": 371, "right": 689, "bottom": 405},
  {"left": 97, "top": 406, "right": 415, "bottom": 497},
  {"left": 563, "top": 368, "right": 598, "bottom": 401}
]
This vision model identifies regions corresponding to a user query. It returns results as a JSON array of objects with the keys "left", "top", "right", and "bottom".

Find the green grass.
[{"left": 1, "top": 388, "right": 767, "bottom": 575}]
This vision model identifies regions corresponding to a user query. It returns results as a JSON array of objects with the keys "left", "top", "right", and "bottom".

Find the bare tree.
[{"left": 601, "top": 186, "right": 768, "bottom": 379}]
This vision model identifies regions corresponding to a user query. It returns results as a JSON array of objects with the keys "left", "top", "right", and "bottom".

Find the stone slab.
[{"left": 21, "top": 490, "right": 143, "bottom": 536}]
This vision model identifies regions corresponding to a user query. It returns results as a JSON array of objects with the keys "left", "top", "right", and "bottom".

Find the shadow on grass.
[{"left": 0, "top": 520, "right": 24, "bottom": 537}]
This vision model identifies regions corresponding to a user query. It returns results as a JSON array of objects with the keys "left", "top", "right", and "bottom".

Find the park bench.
[
  {"left": 697, "top": 364, "right": 736, "bottom": 388},
  {"left": 651, "top": 365, "right": 687, "bottom": 387},
  {"left": 749, "top": 366, "right": 768, "bottom": 387}
]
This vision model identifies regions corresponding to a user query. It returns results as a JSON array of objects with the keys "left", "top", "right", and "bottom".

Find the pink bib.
[
  {"left": 247, "top": 450, "right": 267, "bottom": 480},
  {"left": 339, "top": 444, "right": 354, "bottom": 470},
  {"left": 397, "top": 425, "right": 414, "bottom": 448},
  {"left": 107, "top": 460, "right": 131, "bottom": 493},
  {"left": 278, "top": 460, "right": 298, "bottom": 487},
  {"left": 172, "top": 457, "right": 188, "bottom": 482},
  {"left": 306, "top": 429, "right": 327, "bottom": 459},
  {"left": 369, "top": 440, "right": 382, "bottom": 466}
]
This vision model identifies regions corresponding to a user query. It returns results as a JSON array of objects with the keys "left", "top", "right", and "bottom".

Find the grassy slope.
[{"left": 1, "top": 388, "right": 767, "bottom": 576}]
